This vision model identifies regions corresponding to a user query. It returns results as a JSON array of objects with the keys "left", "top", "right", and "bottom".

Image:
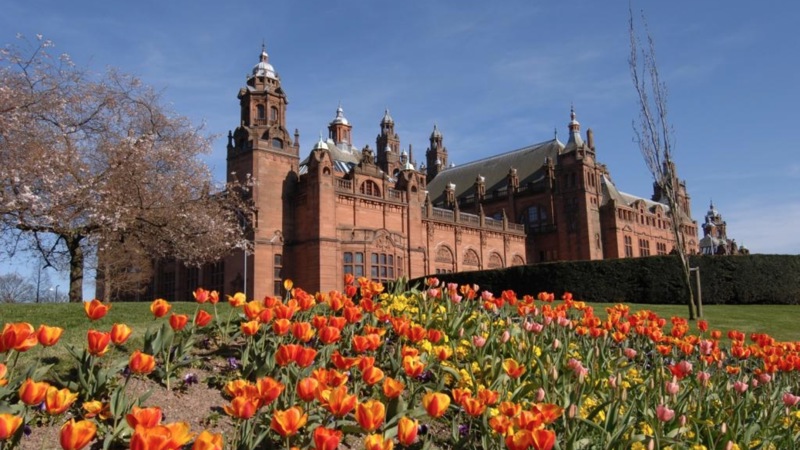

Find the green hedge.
[{"left": 413, "top": 255, "right": 800, "bottom": 305}]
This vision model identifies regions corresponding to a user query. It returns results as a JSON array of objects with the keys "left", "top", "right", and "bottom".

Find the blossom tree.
[{"left": 0, "top": 35, "right": 249, "bottom": 302}]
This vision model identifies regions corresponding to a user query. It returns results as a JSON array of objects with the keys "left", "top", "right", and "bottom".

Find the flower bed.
[{"left": 1, "top": 277, "right": 799, "bottom": 449}]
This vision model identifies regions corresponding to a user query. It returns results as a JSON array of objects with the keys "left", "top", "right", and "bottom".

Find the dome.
[
  {"left": 330, "top": 104, "right": 349, "bottom": 126},
  {"left": 252, "top": 48, "right": 277, "bottom": 80},
  {"left": 313, "top": 134, "right": 328, "bottom": 151},
  {"left": 430, "top": 124, "right": 442, "bottom": 139},
  {"left": 381, "top": 108, "right": 394, "bottom": 125}
]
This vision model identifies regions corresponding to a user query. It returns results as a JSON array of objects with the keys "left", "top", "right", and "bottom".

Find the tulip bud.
[
  {"left": 552, "top": 339, "right": 561, "bottom": 350},
  {"left": 725, "top": 442, "right": 734, "bottom": 450},
  {"left": 621, "top": 387, "right": 628, "bottom": 402},
  {"left": 549, "top": 366, "right": 558, "bottom": 381},
  {"left": 721, "top": 422, "right": 727, "bottom": 434},
  {"left": 608, "top": 375, "right": 617, "bottom": 389},
  {"left": 647, "top": 439, "right": 655, "bottom": 450},
  {"left": 567, "top": 404, "right": 577, "bottom": 418},
  {"left": 501, "top": 330, "right": 510, "bottom": 344},
  {"left": 679, "top": 414, "right": 686, "bottom": 427},
  {"left": 535, "top": 388, "right": 546, "bottom": 402}
]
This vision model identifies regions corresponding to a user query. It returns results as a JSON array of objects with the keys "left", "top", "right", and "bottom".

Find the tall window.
[
  {"left": 371, "top": 253, "right": 394, "bottom": 283},
  {"left": 273, "top": 254, "right": 283, "bottom": 296},
  {"left": 624, "top": 236, "right": 633, "bottom": 257},
  {"left": 656, "top": 242, "right": 667, "bottom": 255},
  {"left": 639, "top": 239, "right": 651, "bottom": 256},
  {"left": 343, "top": 252, "right": 365, "bottom": 278},
  {"left": 270, "top": 106, "right": 278, "bottom": 121},
  {"left": 257, "top": 104, "right": 265, "bottom": 119},
  {"left": 520, "top": 205, "right": 548, "bottom": 233}
]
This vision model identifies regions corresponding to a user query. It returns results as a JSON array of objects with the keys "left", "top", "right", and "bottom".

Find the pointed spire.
[
  {"left": 313, "top": 131, "right": 328, "bottom": 150},
  {"left": 381, "top": 108, "right": 394, "bottom": 125},
  {"left": 565, "top": 105, "right": 584, "bottom": 151},
  {"left": 330, "top": 102, "right": 349, "bottom": 125}
]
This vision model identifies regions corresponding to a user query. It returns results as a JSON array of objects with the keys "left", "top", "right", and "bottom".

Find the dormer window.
[{"left": 272, "top": 138, "right": 284, "bottom": 149}]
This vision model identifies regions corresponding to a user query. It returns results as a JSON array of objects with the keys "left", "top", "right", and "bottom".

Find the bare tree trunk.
[{"left": 66, "top": 236, "right": 84, "bottom": 303}]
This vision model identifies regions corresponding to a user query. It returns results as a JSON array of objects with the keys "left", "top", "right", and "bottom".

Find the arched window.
[
  {"left": 360, "top": 180, "right": 381, "bottom": 197},
  {"left": 256, "top": 105, "right": 265, "bottom": 120},
  {"left": 270, "top": 106, "right": 278, "bottom": 121},
  {"left": 511, "top": 255, "right": 525, "bottom": 266},
  {"left": 488, "top": 252, "right": 503, "bottom": 269},
  {"left": 462, "top": 249, "right": 480, "bottom": 269},
  {"left": 434, "top": 245, "right": 455, "bottom": 274},
  {"left": 272, "top": 138, "right": 284, "bottom": 149}
]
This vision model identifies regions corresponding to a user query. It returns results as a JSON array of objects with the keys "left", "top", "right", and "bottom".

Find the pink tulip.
[
  {"left": 557, "top": 316, "right": 571, "bottom": 328},
  {"left": 656, "top": 404, "right": 675, "bottom": 422},
  {"left": 608, "top": 375, "right": 618, "bottom": 389},
  {"left": 472, "top": 335, "right": 486, "bottom": 348},
  {"left": 525, "top": 321, "right": 543, "bottom": 334},
  {"left": 552, "top": 338, "right": 560, "bottom": 350},
  {"left": 623, "top": 348, "right": 637, "bottom": 359},
  {"left": 757, "top": 373, "right": 771, "bottom": 385},
  {"left": 733, "top": 381, "right": 748, "bottom": 394},
  {"left": 535, "top": 388, "right": 546, "bottom": 402},
  {"left": 501, "top": 330, "right": 511, "bottom": 343},
  {"left": 699, "top": 339, "right": 714, "bottom": 355},
  {"left": 665, "top": 381, "right": 680, "bottom": 396},
  {"left": 696, "top": 371, "right": 711, "bottom": 387},
  {"left": 782, "top": 392, "right": 800, "bottom": 407}
]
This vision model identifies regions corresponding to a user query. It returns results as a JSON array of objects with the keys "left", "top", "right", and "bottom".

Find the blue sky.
[{"left": 2, "top": 1, "right": 798, "bottom": 294}]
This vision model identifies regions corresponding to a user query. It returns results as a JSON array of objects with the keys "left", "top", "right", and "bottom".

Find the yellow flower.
[
  {"left": 690, "top": 445, "right": 707, "bottom": 450},
  {"left": 532, "top": 346, "right": 542, "bottom": 357},
  {"left": 638, "top": 422, "right": 653, "bottom": 436},
  {"left": 630, "top": 443, "right": 647, "bottom": 450}
]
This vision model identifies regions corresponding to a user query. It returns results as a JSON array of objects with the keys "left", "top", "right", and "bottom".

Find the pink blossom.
[
  {"left": 535, "top": 388, "right": 546, "bottom": 402},
  {"left": 501, "top": 330, "right": 511, "bottom": 344},
  {"left": 699, "top": 339, "right": 714, "bottom": 355},
  {"left": 557, "top": 316, "right": 571, "bottom": 328},
  {"left": 623, "top": 348, "right": 637, "bottom": 359},
  {"left": 552, "top": 338, "right": 561, "bottom": 350},
  {"left": 567, "top": 358, "right": 588, "bottom": 378},
  {"left": 481, "top": 290, "right": 494, "bottom": 301},
  {"left": 757, "top": 373, "right": 771, "bottom": 385},
  {"left": 543, "top": 316, "right": 552, "bottom": 326},
  {"left": 733, "top": 380, "right": 748, "bottom": 394},
  {"left": 696, "top": 371, "right": 711, "bottom": 387},
  {"left": 525, "top": 321, "right": 543, "bottom": 334},
  {"left": 656, "top": 404, "right": 675, "bottom": 422},
  {"left": 472, "top": 335, "right": 486, "bottom": 348},
  {"left": 608, "top": 375, "right": 618, "bottom": 389},
  {"left": 427, "top": 288, "right": 440, "bottom": 299}
]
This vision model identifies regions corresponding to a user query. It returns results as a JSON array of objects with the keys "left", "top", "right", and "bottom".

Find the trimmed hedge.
[{"left": 414, "top": 255, "right": 800, "bottom": 305}]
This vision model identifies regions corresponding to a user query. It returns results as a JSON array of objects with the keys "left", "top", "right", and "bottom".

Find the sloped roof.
[
  {"left": 299, "top": 139, "right": 360, "bottom": 175},
  {"left": 601, "top": 174, "right": 669, "bottom": 213},
  {"left": 427, "top": 139, "right": 564, "bottom": 204}
]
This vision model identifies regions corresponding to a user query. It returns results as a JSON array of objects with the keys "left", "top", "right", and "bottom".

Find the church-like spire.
[{"left": 564, "top": 105, "right": 584, "bottom": 151}]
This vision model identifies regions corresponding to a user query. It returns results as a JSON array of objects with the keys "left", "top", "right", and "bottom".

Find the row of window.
[
  {"left": 343, "top": 252, "right": 404, "bottom": 283},
  {"left": 255, "top": 104, "right": 279, "bottom": 121},
  {"left": 623, "top": 236, "right": 669, "bottom": 258}
]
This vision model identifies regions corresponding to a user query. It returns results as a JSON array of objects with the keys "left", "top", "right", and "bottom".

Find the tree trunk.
[{"left": 66, "top": 236, "right": 84, "bottom": 303}]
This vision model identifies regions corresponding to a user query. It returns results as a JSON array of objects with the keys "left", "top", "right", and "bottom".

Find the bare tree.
[
  {"left": 629, "top": 10, "right": 699, "bottom": 319},
  {"left": 0, "top": 273, "right": 35, "bottom": 303},
  {"left": 0, "top": 35, "right": 250, "bottom": 302},
  {"left": 95, "top": 236, "right": 154, "bottom": 302}
]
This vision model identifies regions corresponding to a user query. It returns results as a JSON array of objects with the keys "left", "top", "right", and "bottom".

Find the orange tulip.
[
  {"left": 505, "top": 430, "right": 533, "bottom": 450},
  {"left": 59, "top": 419, "right": 97, "bottom": 450},
  {"left": 37, "top": 325, "right": 64, "bottom": 347},
  {"left": 227, "top": 292, "right": 246, "bottom": 307},
  {"left": 402, "top": 355, "right": 425, "bottom": 378},
  {"left": 531, "top": 403, "right": 564, "bottom": 425},
  {"left": 0, "top": 413, "right": 23, "bottom": 441},
  {"left": 256, "top": 376, "right": 285, "bottom": 406},
  {"left": 397, "top": 416, "right": 418, "bottom": 447},
  {"left": 276, "top": 344, "right": 301, "bottom": 366},
  {"left": 362, "top": 365, "right": 385, "bottom": 385},
  {"left": 324, "top": 385, "right": 357, "bottom": 417},
  {"left": 194, "top": 310, "right": 213, "bottom": 328},
  {"left": 318, "top": 326, "right": 341, "bottom": 345},
  {"left": 86, "top": 330, "right": 111, "bottom": 356},
  {"left": 331, "top": 351, "right": 359, "bottom": 370},
  {"left": 241, "top": 320, "right": 261, "bottom": 337},
  {"left": 0, "top": 363, "right": 7, "bottom": 387},
  {"left": 503, "top": 358, "right": 526, "bottom": 379},
  {"left": 208, "top": 291, "right": 220, "bottom": 304},
  {"left": 382, "top": 377, "right": 405, "bottom": 399},
  {"left": 270, "top": 406, "right": 308, "bottom": 437},
  {"left": 296, "top": 377, "right": 320, "bottom": 402},
  {"left": 192, "top": 430, "right": 223, "bottom": 450},
  {"left": 19, "top": 378, "right": 49, "bottom": 405},
  {"left": 422, "top": 392, "right": 450, "bottom": 419},
  {"left": 45, "top": 386, "right": 78, "bottom": 415},
  {"left": 224, "top": 396, "right": 259, "bottom": 420},
  {"left": 295, "top": 346, "right": 317, "bottom": 368},
  {"left": 243, "top": 300, "right": 265, "bottom": 320},
  {"left": 1, "top": 322, "right": 38, "bottom": 352},
  {"left": 531, "top": 428, "right": 556, "bottom": 450},
  {"left": 84, "top": 299, "right": 111, "bottom": 321},
  {"left": 224, "top": 379, "right": 255, "bottom": 398},
  {"left": 272, "top": 318, "right": 291, "bottom": 335},
  {"left": 150, "top": 299, "right": 172, "bottom": 318},
  {"left": 126, "top": 406, "right": 163, "bottom": 428},
  {"left": 477, "top": 388, "right": 500, "bottom": 406},
  {"left": 462, "top": 396, "right": 486, "bottom": 417},
  {"left": 355, "top": 399, "right": 386, "bottom": 432},
  {"left": 169, "top": 314, "right": 189, "bottom": 331},
  {"left": 192, "top": 288, "right": 210, "bottom": 304},
  {"left": 129, "top": 350, "right": 156, "bottom": 375},
  {"left": 82, "top": 401, "right": 111, "bottom": 420},
  {"left": 110, "top": 323, "right": 132, "bottom": 345},
  {"left": 312, "top": 426, "right": 342, "bottom": 450},
  {"left": 291, "top": 322, "right": 315, "bottom": 343},
  {"left": 130, "top": 422, "right": 192, "bottom": 450},
  {"left": 364, "top": 433, "right": 394, "bottom": 450}
]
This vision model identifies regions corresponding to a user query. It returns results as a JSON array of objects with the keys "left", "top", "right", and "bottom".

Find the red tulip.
[
  {"left": 192, "top": 288, "right": 210, "bottom": 304},
  {"left": 192, "top": 430, "right": 223, "bottom": 450},
  {"left": 363, "top": 433, "right": 394, "bottom": 450},
  {"left": 503, "top": 358, "right": 526, "bottom": 379},
  {"left": 86, "top": 330, "right": 111, "bottom": 356},
  {"left": 382, "top": 377, "right": 405, "bottom": 399},
  {"left": 84, "top": 299, "right": 111, "bottom": 321},
  {"left": 1, "top": 322, "right": 38, "bottom": 352},
  {"left": 126, "top": 406, "right": 163, "bottom": 428},
  {"left": 256, "top": 376, "right": 285, "bottom": 406},
  {"left": 194, "top": 310, "right": 213, "bottom": 327},
  {"left": 45, "top": 386, "right": 78, "bottom": 415},
  {"left": 150, "top": 299, "right": 172, "bottom": 318},
  {"left": 169, "top": 314, "right": 189, "bottom": 331},
  {"left": 323, "top": 385, "right": 357, "bottom": 417},
  {"left": 362, "top": 365, "right": 385, "bottom": 385},
  {"left": 296, "top": 377, "right": 320, "bottom": 402},
  {"left": 312, "top": 426, "right": 342, "bottom": 450},
  {"left": 223, "top": 396, "right": 258, "bottom": 420}
]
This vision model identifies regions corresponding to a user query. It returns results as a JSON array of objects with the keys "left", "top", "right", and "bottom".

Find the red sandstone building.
[{"left": 148, "top": 47, "right": 698, "bottom": 301}]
